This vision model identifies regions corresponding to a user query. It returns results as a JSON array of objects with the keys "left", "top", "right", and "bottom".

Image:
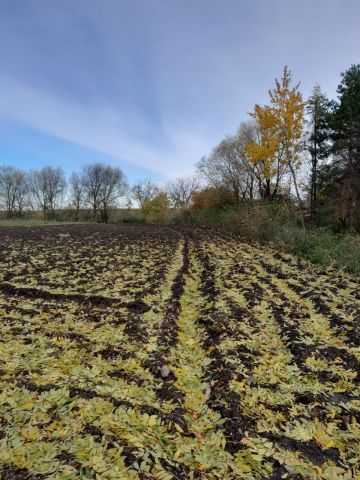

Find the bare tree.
[
  {"left": 80, "top": 163, "right": 104, "bottom": 219},
  {"left": 166, "top": 176, "right": 200, "bottom": 208},
  {"left": 0, "top": 166, "right": 29, "bottom": 217},
  {"left": 131, "top": 179, "right": 160, "bottom": 208},
  {"left": 235, "top": 121, "right": 258, "bottom": 199},
  {"left": 197, "top": 121, "right": 257, "bottom": 203},
  {"left": 81, "top": 163, "right": 128, "bottom": 223},
  {"left": 100, "top": 165, "right": 128, "bottom": 223},
  {"left": 69, "top": 172, "right": 84, "bottom": 221},
  {"left": 28, "top": 166, "right": 66, "bottom": 220}
]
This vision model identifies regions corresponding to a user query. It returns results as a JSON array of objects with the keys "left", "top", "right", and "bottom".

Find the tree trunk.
[
  {"left": 103, "top": 202, "right": 108, "bottom": 224},
  {"left": 265, "top": 179, "right": 271, "bottom": 200},
  {"left": 290, "top": 163, "right": 305, "bottom": 229},
  {"left": 249, "top": 177, "right": 254, "bottom": 200},
  {"left": 310, "top": 120, "right": 318, "bottom": 223}
]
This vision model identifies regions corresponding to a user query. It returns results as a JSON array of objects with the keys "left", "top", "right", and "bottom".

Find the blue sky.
[{"left": 0, "top": 0, "right": 359, "bottom": 184}]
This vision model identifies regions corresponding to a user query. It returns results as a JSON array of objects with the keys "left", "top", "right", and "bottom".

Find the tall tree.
[
  {"left": 246, "top": 66, "right": 305, "bottom": 226},
  {"left": 0, "top": 166, "right": 29, "bottom": 217},
  {"left": 29, "top": 166, "right": 66, "bottom": 220},
  {"left": 131, "top": 180, "right": 160, "bottom": 208},
  {"left": 306, "top": 84, "right": 331, "bottom": 222},
  {"left": 100, "top": 165, "right": 128, "bottom": 223},
  {"left": 331, "top": 64, "right": 360, "bottom": 229},
  {"left": 80, "top": 163, "right": 104, "bottom": 219},
  {"left": 166, "top": 176, "right": 199, "bottom": 208},
  {"left": 270, "top": 66, "right": 305, "bottom": 226},
  {"left": 69, "top": 172, "right": 84, "bottom": 222},
  {"left": 245, "top": 105, "right": 281, "bottom": 199},
  {"left": 81, "top": 163, "right": 127, "bottom": 223},
  {"left": 197, "top": 121, "right": 257, "bottom": 203}
]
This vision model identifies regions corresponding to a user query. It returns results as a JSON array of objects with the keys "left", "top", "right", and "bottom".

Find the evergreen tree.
[
  {"left": 331, "top": 64, "right": 360, "bottom": 229},
  {"left": 306, "top": 84, "right": 332, "bottom": 222}
]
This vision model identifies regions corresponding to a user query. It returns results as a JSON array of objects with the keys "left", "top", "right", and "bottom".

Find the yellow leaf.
[
  {"left": 21, "top": 426, "right": 41, "bottom": 441},
  {"left": 148, "top": 415, "right": 158, "bottom": 427},
  {"left": 174, "top": 423, "right": 183, "bottom": 433},
  {"left": 233, "top": 380, "right": 245, "bottom": 389},
  {"left": 334, "top": 386, "right": 346, "bottom": 393},
  {"left": 325, "top": 439, "right": 335, "bottom": 448}
]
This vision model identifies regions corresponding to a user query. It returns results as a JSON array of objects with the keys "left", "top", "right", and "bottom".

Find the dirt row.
[{"left": 0, "top": 224, "right": 359, "bottom": 479}]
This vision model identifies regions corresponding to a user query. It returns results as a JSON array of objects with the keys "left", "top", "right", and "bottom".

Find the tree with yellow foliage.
[
  {"left": 270, "top": 66, "right": 305, "bottom": 223},
  {"left": 246, "top": 66, "right": 305, "bottom": 224},
  {"left": 246, "top": 104, "right": 283, "bottom": 199}
]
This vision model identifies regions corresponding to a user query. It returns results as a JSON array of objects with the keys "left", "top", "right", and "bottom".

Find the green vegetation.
[
  {"left": 0, "top": 218, "right": 84, "bottom": 227},
  {"left": 175, "top": 203, "right": 360, "bottom": 277}
]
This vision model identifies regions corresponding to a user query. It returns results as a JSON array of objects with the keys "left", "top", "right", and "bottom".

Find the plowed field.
[{"left": 0, "top": 225, "right": 359, "bottom": 480}]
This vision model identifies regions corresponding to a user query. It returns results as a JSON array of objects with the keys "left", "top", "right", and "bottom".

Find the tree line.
[
  {"left": 0, "top": 162, "right": 201, "bottom": 222},
  {"left": 129, "top": 64, "right": 360, "bottom": 231},
  {"left": 0, "top": 163, "right": 127, "bottom": 222},
  {"left": 197, "top": 64, "right": 360, "bottom": 230},
  {"left": 1, "top": 64, "right": 359, "bottom": 229}
]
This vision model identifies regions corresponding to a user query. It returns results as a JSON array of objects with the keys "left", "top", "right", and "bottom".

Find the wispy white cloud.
[
  {"left": 0, "top": 75, "right": 212, "bottom": 178},
  {"left": 1, "top": 0, "right": 360, "bottom": 180}
]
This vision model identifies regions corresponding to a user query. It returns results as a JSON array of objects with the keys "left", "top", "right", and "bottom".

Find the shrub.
[
  {"left": 142, "top": 192, "right": 170, "bottom": 223},
  {"left": 175, "top": 200, "right": 360, "bottom": 276},
  {"left": 191, "top": 186, "right": 237, "bottom": 211},
  {"left": 110, "top": 209, "right": 145, "bottom": 224}
]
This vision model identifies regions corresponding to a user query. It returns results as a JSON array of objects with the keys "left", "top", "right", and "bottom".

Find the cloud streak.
[
  {"left": 0, "top": 0, "right": 360, "bottom": 179},
  {"left": 0, "top": 75, "right": 213, "bottom": 178}
]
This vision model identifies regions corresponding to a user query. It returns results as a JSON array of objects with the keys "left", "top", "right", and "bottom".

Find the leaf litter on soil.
[{"left": 0, "top": 224, "right": 359, "bottom": 480}]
